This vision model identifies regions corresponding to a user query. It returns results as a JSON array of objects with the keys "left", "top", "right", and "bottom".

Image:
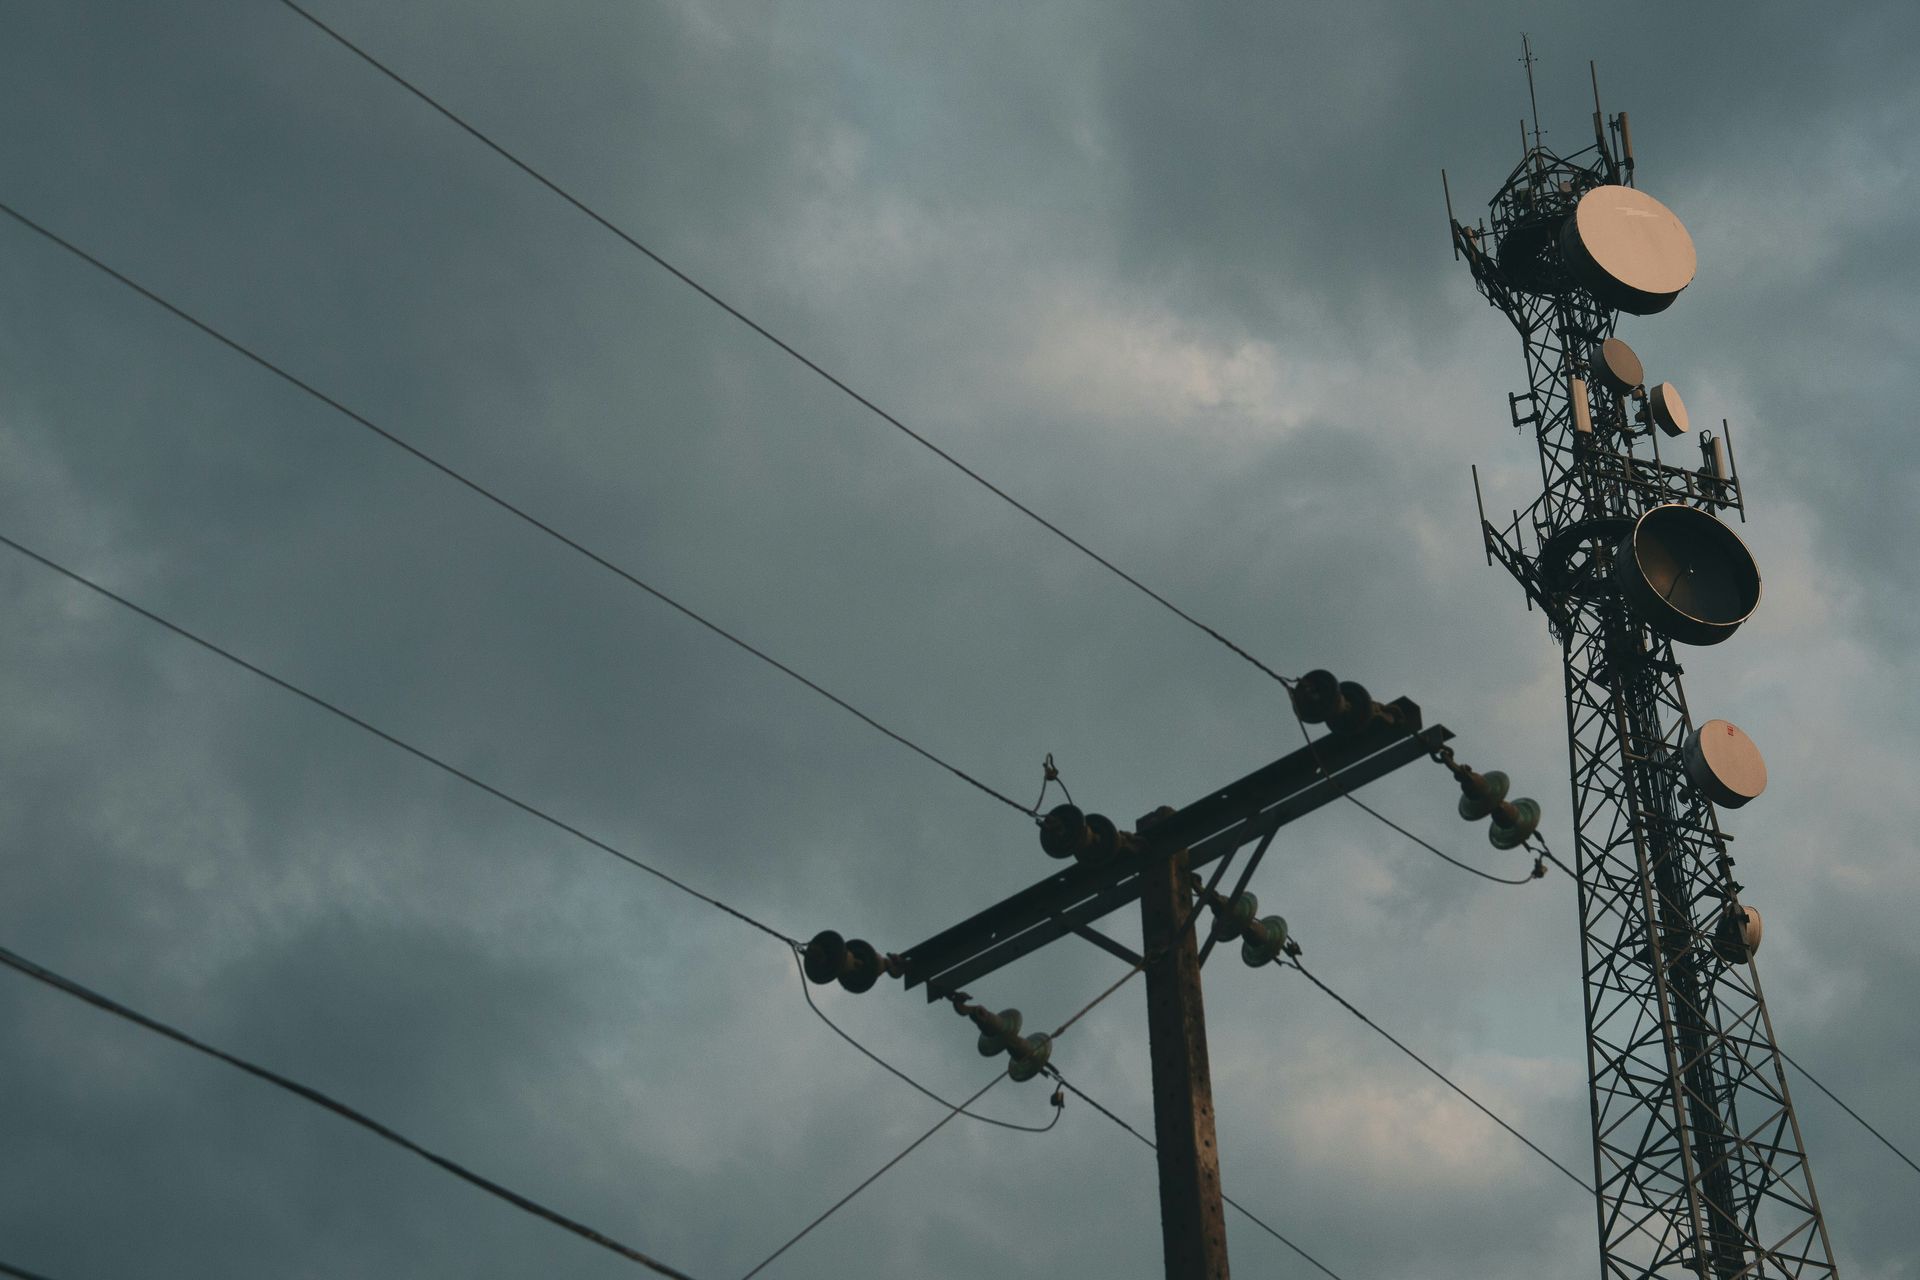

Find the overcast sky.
[{"left": 1, "top": 3, "right": 1914, "bottom": 1278}]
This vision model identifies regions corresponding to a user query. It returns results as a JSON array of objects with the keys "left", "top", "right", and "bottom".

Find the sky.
[{"left": 0, "top": 3, "right": 1914, "bottom": 1278}]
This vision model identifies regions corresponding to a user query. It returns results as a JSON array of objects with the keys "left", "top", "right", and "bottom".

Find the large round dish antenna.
[
  {"left": 1613, "top": 505, "right": 1761, "bottom": 645},
  {"left": 1684, "top": 719, "right": 1768, "bottom": 809},
  {"left": 1559, "top": 185, "right": 1697, "bottom": 314}
]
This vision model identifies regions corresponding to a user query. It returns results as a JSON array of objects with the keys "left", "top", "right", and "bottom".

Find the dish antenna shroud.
[
  {"left": 1649, "top": 381, "right": 1690, "bottom": 436},
  {"left": 1560, "top": 184, "right": 1698, "bottom": 314},
  {"left": 1615, "top": 504, "right": 1761, "bottom": 645},
  {"left": 1684, "top": 719, "right": 1768, "bottom": 809},
  {"left": 1538, "top": 516, "right": 1633, "bottom": 600},
  {"left": 1590, "top": 337, "right": 1645, "bottom": 394}
]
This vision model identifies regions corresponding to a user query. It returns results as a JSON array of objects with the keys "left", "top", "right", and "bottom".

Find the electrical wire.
[
  {"left": 1287, "top": 959, "right": 1593, "bottom": 1193},
  {"left": 0, "top": 199, "right": 1036, "bottom": 821},
  {"left": 737, "top": 1072, "right": 1004, "bottom": 1280},
  {"left": 1342, "top": 791, "right": 1541, "bottom": 885},
  {"left": 1047, "top": 1072, "right": 1349, "bottom": 1280},
  {"left": 0, "top": 1259, "right": 59, "bottom": 1280},
  {"left": 792, "top": 952, "right": 1061, "bottom": 1135},
  {"left": 0, "top": 527, "right": 800, "bottom": 951},
  {"left": 1045, "top": 960, "right": 1147, "bottom": 1042},
  {"left": 274, "top": 0, "right": 1298, "bottom": 694},
  {"left": 1285, "top": 704, "right": 1546, "bottom": 886},
  {"left": 1289, "top": 957, "right": 1832, "bottom": 1256},
  {"left": 0, "top": 517, "right": 1068, "bottom": 1273},
  {"left": 0, "top": 942, "right": 705, "bottom": 1280},
  {"left": 1777, "top": 1047, "right": 1920, "bottom": 1179}
]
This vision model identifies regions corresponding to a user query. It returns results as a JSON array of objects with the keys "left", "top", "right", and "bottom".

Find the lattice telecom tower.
[{"left": 1446, "top": 55, "right": 1838, "bottom": 1279}]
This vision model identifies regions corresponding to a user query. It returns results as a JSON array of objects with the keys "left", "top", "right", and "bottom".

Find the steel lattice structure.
[{"left": 1449, "top": 102, "right": 1839, "bottom": 1278}]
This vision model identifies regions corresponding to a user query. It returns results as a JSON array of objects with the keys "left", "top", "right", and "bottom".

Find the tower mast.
[{"left": 1449, "top": 72, "right": 1838, "bottom": 1279}]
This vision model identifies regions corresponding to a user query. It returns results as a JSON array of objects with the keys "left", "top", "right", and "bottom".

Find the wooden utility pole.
[
  {"left": 1140, "top": 843, "right": 1230, "bottom": 1279},
  {"left": 884, "top": 693, "right": 1445, "bottom": 1279}
]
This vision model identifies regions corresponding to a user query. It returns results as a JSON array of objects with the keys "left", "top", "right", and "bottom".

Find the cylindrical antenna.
[
  {"left": 1618, "top": 111, "right": 1635, "bottom": 169},
  {"left": 1521, "top": 33, "right": 1543, "bottom": 152},
  {"left": 1570, "top": 376, "right": 1596, "bottom": 442},
  {"left": 1590, "top": 61, "right": 1612, "bottom": 172},
  {"left": 1442, "top": 169, "right": 1460, "bottom": 261},
  {"left": 1471, "top": 464, "right": 1493, "bottom": 566},
  {"left": 1701, "top": 432, "right": 1728, "bottom": 482},
  {"left": 1723, "top": 418, "right": 1745, "bottom": 521}
]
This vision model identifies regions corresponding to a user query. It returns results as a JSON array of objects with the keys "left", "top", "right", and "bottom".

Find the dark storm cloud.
[{"left": 0, "top": 3, "right": 1914, "bottom": 1278}]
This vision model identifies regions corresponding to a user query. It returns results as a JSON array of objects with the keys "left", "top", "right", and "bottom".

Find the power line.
[
  {"left": 0, "top": 527, "right": 798, "bottom": 950},
  {"left": 0, "top": 199, "right": 1036, "bottom": 822},
  {"left": 1778, "top": 1047, "right": 1920, "bottom": 1179},
  {"left": 0, "top": 385, "right": 1431, "bottom": 1280},
  {"left": 1342, "top": 790, "right": 1541, "bottom": 885},
  {"left": 273, "top": 0, "right": 1297, "bottom": 694},
  {"left": 1047, "top": 1071, "right": 1349, "bottom": 1280},
  {"left": 793, "top": 952, "right": 1061, "bottom": 1135},
  {"left": 1287, "top": 959, "right": 1592, "bottom": 1193},
  {"left": 1046, "top": 953, "right": 1151, "bottom": 1041},
  {"left": 1286, "top": 704, "right": 1548, "bottom": 886},
  {"left": 1281, "top": 959, "right": 1694, "bottom": 1256},
  {"left": 738, "top": 1072, "right": 1004, "bottom": 1280},
  {"left": 0, "top": 1259, "right": 59, "bottom": 1280},
  {"left": 0, "top": 942, "right": 705, "bottom": 1280}
]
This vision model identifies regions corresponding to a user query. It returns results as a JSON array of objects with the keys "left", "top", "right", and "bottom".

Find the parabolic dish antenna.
[
  {"left": 1590, "top": 337, "right": 1645, "bottom": 394},
  {"left": 1614, "top": 504, "right": 1761, "bottom": 645},
  {"left": 1559, "top": 185, "right": 1697, "bottom": 314},
  {"left": 1684, "top": 719, "right": 1768, "bottom": 808},
  {"left": 1650, "top": 381, "right": 1689, "bottom": 436},
  {"left": 1715, "top": 905, "right": 1763, "bottom": 963}
]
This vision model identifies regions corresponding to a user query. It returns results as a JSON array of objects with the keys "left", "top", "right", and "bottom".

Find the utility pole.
[
  {"left": 804, "top": 689, "right": 1497, "bottom": 1278},
  {"left": 1138, "top": 840, "right": 1229, "bottom": 1279}
]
